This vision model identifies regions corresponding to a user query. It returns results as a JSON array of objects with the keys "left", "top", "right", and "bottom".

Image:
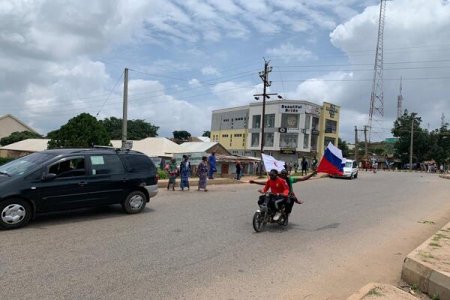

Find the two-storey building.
[{"left": 211, "top": 100, "right": 340, "bottom": 167}]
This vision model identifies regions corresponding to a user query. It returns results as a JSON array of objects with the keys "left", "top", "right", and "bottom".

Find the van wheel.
[
  {"left": 0, "top": 199, "right": 32, "bottom": 230},
  {"left": 122, "top": 191, "right": 147, "bottom": 214}
]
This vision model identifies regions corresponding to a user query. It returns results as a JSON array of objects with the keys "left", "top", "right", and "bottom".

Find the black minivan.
[{"left": 0, "top": 148, "right": 158, "bottom": 229}]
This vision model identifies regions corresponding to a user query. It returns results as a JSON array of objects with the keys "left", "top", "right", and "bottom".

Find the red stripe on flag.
[{"left": 317, "top": 157, "right": 343, "bottom": 175}]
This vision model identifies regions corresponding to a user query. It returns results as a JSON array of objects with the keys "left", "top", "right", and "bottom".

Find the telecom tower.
[
  {"left": 397, "top": 77, "right": 403, "bottom": 119},
  {"left": 368, "top": 0, "right": 388, "bottom": 142}
]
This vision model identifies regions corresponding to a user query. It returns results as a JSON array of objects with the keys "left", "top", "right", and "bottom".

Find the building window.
[
  {"left": 280, "top": 133, "right": 298, "bottom": 149},
  {"left": 325, "top": 119, "right": 337, "bottom": 134},
  {"left": 312, "top": 117, "right": 319, "bottom": 130},
  {"left": 264, "top": 133, "right": 274, "bottom": 147},
  {"left": 324, "top": 137, "right": 336, "bottom": 146},
  {"left": 305, "top": 114, "right": 311, "bottom": 129},
  {"left": 251, "top": 133, "right": 260, "bottom": 147},
  {"left": 281, "top": 114, "right": 299, "bottom": 128},
  {"left": 222, "top": 134, "right": 229, "bottom": 138},
  {"left": 303, "top": 134, "right": 309, "bottom": 149},
  {"left": 311, "top": 135, "right": 318, "bottom": 151},
  {"left": 252, "top": 115, "right": 261, "bottom": 128},
  {"left": 265, "top": 114, "right": 275, "bottom": 128}
]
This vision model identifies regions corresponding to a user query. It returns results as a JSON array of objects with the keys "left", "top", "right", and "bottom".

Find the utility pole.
[
  {"left": 364, "top": 125, "right": 369, "bottom": 163},
  {"left": 409, "top": 117, "right": 414, "bottom": 171},
  {"left": 354, "top": 126, "right": 358, "bottom": 161},
  {"left": 254, "top": 60, "right": 277, "bottom": 176},
  {"left": 121, "top": 67, "right": 129, "bottom": 150}
]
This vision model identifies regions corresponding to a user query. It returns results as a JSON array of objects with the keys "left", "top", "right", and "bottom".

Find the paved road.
[{"left": 1, "top": 172, "right": 449, "bottom": 299}]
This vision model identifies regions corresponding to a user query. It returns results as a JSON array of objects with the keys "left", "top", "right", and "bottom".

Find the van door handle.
[{"left": 78, "top": 181, "right": 87, "bottom": 186}]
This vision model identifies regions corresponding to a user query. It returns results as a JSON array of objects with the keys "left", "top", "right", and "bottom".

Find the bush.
[
  {"left": 158, "top": 169, "right": 168, "bottom": 179},
  {"left": 0, "top": 157, "right": 14, "bottom": 166}
]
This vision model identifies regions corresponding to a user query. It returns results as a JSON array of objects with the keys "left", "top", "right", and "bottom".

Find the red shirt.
[{"left": 262, "top": 177, "right": 289, "bottom": 196}]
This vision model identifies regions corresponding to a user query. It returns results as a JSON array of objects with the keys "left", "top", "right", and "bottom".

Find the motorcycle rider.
[{"left": 255, "top": 169, "right": 289, "bottom": 221}]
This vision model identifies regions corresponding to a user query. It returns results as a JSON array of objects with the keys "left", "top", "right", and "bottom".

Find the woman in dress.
[
  {"left": 179, "top": 155, "right": 191, "bottom": 191},
  {"left": 197, "top": 156, "right": 209, "bottom": 192},
  {"left": 165, "top": 158, "right": 178, "bottom": 191}
]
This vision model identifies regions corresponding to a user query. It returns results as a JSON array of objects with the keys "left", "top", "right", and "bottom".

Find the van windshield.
[
  {"left": 345, "top": 161, "right": 353, "bottom": 168},
  {"left": 0, "top": 152, "right": 56, "bottom": 176}
]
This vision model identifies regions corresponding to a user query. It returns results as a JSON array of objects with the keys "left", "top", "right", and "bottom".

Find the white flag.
[{"left": 261, "top": 153, "right": 285, "bottom": 173}]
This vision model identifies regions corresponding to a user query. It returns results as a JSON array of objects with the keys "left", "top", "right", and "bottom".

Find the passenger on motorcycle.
[
  {"left": 256, "top": 169, "right": 289, "bottom": 221},
  {"left": 279, "top": 169, "right": 316, "bottom": 214}
]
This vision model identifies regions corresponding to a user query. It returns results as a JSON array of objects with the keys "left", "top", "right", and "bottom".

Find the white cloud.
[
  {"left": 266, "top": 43, "right": 316, "bottom": 62},
  {"left": 188, "top": 78, "right": 202, "bottom": 88},
  {"left": 201, "top": 66, "right": 220, "bottom": 76}
]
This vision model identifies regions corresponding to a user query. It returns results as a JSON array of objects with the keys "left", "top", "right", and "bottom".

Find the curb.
[
  {"left": 401, "top": 222, "right": 450, "bottom": 299},
  {"left": 346, "top": 283, "right": 417, "bottom": 300}
]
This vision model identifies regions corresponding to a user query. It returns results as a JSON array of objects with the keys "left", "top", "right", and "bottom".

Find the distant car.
[
  {"left": 342, "top": 159, "right": 358, "bottom": 179},
  {"left": 0, "top": 148, "right": 158, "bottom": 229},
  {"left": 330, "top": 159, "right": 358, "bottom": 179}
]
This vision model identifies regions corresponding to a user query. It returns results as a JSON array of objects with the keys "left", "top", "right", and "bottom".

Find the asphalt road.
[{"left": 1, "top": 172, "right": 449, "bottom": 300}]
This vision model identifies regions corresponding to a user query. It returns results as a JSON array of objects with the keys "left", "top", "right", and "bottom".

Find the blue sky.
[{"left": 1, "top": 0, "right": 450, "bottom": 142}]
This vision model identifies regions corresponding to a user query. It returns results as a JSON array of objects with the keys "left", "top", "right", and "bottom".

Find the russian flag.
[{"left": 317, "top": 142, "right": 346, "bottom": 175}]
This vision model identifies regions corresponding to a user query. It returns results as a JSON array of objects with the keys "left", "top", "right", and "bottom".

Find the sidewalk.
[{"left": 347, "top": 221, "right": 450, "bottom": 299}]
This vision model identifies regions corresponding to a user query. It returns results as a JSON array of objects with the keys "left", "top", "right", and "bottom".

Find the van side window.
[
  {"left": 49, "top": 157, "right": 85, "bottom": 178},
  {"left": 120, "top": 154, "right": 156, "bottom": 174},
  {"left": 90, "top": 155, "right": 124, "bottom": 175}
]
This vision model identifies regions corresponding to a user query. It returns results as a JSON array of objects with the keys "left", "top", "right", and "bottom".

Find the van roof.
[{"left": 40, "top": 148, "right": 145, "bottom": 156}]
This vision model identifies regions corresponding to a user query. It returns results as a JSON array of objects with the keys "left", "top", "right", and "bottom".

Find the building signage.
[
  {"left": 278, "top": 127, "right": 287, "bottom": 133},
  {"left": 280, "top": 148, "right": 296, "bottom": 154},
  {"left": 280, "top": 104, "right": 302, "bottom": 113},
  {"left": 326, "top": 104, "right": 339, "bottom": 118}
]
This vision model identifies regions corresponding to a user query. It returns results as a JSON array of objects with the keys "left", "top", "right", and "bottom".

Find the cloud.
[
  {"left": 267, "top": 43, "right": 316, "bottom": 62},
  {"left": 201, "top": 66, "right": 221, "bottom": 76},
  {"left": 188, "top": 78, "right": 202, "bottom": 88}
]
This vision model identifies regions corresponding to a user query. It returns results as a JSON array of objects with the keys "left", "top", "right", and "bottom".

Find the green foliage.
[
  {"left": 0, "top": 131, "right": 43, "bottom": 146},
  {"left": 157, "top": 168, "right": 168, "bottom": 179},
  {"left": 173, "top": 130, "right": 191, "bottom": 141},
  {"left": 391, "top": 111, "right": 450, "bottom": 164},
  {"left": 0, "top": 157, "right": 14, "bottom": 166},
  {"left": 338, "top": 138, "right": 350, "bottom": 158},
  {"left": 47, "top": 113, "right": 110, "bottom": 149},
  {"left": 100, "top": 117, "right": 159, "bottom": 140},
  {"left": 202, "top": 131, "right": 210, "bottom": 138}
]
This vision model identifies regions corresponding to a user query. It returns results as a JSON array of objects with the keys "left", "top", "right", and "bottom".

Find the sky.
[{"left": 1, "top": 0, "right": 450, "bottom": 143}]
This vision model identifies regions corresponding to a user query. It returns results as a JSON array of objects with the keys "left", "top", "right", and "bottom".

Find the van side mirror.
[{"left": 42, "top": 173, "right": 57, "bottom": 181}]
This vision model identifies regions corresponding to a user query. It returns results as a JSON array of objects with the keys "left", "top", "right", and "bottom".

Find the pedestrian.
[
  {"left": 293, "top": 162, "right": 298, "bottom": 174},
  {"left": 179, "top": 155, "right": 191, "bottom": 191},
  {"left": 208, "top": 152, "right": 216, "bottom": 179},
  {"left": 235, "top": 161, "right": 242, "bottom": 180},
  {"left": 301, "top": 157, "right": 308, "bottom": 176},
  {"left": 165, "top": 158, "right": 178, "bottom": 191},
  {"left": 197, "top": 156, "right": 209, "bottom": 191}
]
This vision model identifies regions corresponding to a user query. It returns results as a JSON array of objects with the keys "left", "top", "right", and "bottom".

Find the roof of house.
[
  {"left": 0, "top": 139, "right": 49, "bottom": 152},
  {"left": 176, "top": 142, "right": 230, "bottom": 155},
  {"left": 131, "top": 137, "right": 181, "bottom": 157},
  {"left": 0, "top": 114, "right": 39, "bottom": 134}
]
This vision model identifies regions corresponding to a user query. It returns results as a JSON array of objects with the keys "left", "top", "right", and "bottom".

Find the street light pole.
[{"left": 409, "top": 117, "right": 414, "bottom": 171}]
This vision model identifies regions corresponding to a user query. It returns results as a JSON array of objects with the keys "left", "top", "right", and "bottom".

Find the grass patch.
[
  {"left": 367, "top": 287, "right": 383, "bottom": 296},
  {"left": 433, "top": 233, "right": 450, "bottom": 242},
  {"left": 418, "top": 250, "right": 435, "bottom": 260},
  {"left": 429, "top": 242, "right": 441, "bottom": 247},
  {"left": 431, "top": 294, "right": 440, "bottom": 300}
]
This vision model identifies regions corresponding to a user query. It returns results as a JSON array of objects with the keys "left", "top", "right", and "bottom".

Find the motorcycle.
[{"left": 252, "top": 193, "right": 289, "bottom": 232}]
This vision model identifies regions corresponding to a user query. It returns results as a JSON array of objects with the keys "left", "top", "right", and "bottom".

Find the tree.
[
  {"left": 0, "top": 131, "right": 43, "bottom": 146},
  {"left": 100, "top": 117, "right": 159, "bottom": 140},
  {"left": 202, "top": 131, "right": 210, "bottom": 138},
  {"left": 48, "top": 113, "right": 110, "bottom": 149},
  {"left": 173, "top": 130, "right": 191, "bottom": 141},
  {"left": 338, "top": 138, "right": 350, "bottom": 158},
  {"left": 392, "top": 111, "right": 429, "bottom": 163}
]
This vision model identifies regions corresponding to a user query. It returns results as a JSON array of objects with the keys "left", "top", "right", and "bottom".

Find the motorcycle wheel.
[
  {"left": 282, "top": 214, "right": 289, "bottom": 226},
  {"left": 253, "top": 211, "right": 264, "bottom": 232}
]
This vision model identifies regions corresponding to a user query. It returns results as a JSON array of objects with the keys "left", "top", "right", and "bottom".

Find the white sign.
[{"left": 280, "top": 104, "right": 302, "bottom": 113}]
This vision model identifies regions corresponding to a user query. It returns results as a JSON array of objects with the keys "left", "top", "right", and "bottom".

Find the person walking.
[
  {"left": 197, "top": 156, "right": 209, "bottom": 191},
  {"left": 208, "top": 152, "right": 216, "bottom": 179},
  {"left": 165, "top": 158, "right": 178, "bottom": 191},
  {"left": 235, "top": 161, "right": 242, "bottom": 180},
  {"left": 301, "top": 157, "right": 308, "bottom": 176},
  {"left": 179, "top": 155, "right": 191, "bottom": 191}
]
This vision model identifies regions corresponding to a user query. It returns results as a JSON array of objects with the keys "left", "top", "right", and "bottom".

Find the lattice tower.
[{"left": 368, "top": 0, "right": 388, "bottom": 142}]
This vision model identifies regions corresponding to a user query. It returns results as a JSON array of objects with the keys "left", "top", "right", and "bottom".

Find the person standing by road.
[
  {"left": 165, "top": 158, "right": 178, "bottom": 191},
  {"left": 301, "top": 157, "right": 308, "bottom": 175},
  {"left": 180, "top": 155, "right": 191, "bottom": 191},
  {"left": 197, "top": 156, "right": 209, "bottom": 191},
  {"left": 235, "top": 161, "right": 242, "bottom": 180},
  {"left": 208, "top": 152, "right": 216, "bottom": 179}
]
